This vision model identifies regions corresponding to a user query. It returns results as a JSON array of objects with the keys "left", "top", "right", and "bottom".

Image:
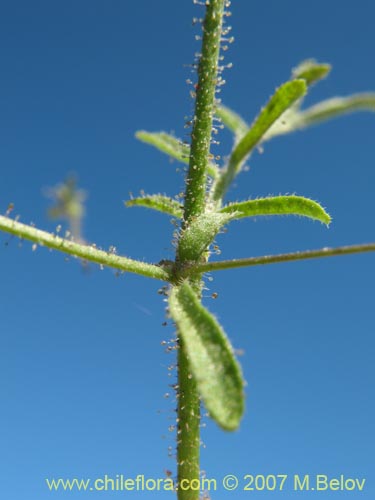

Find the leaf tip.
[
  {"left": 292, "top": 59, "right": 332, "bottom": 86},
  {"left": 322, "top": 210, "right": 332, "bottom": 227},
  {"left": 291, "top": 78, "right": 308, "bottom": 97}
]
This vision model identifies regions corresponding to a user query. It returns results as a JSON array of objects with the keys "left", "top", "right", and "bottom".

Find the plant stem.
[
  {"left": 0, "top": 215, "right": 170, "bottom": 281},
  {"left": 176, "top": 338, "right": 201, "bottom": 500},
  {"left": 176, "top": 1, "right": 226, "bottom": 498},
  {"left": 183, "top": 0, "right": 226, "bottom": 222},
  {"left": 188, "top": 242, "right": 375, "bottom": 274}
]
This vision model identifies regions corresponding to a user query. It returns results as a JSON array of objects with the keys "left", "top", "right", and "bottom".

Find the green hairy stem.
[
  {"left": 176, "top": 2, "right": 226, "bottom": 498},
  {"left": 176, "top": 339, "right": 201, "bottom": 500},
  {"left": 183, "top": 0, "right": 226, "bottom": 222}
]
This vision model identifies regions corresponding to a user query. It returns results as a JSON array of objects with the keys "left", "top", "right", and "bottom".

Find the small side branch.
[
  {"left": 0, "top": 215, "right": 170, "bottom": 281},
  {"left": 190, "top": 242, "right": 375, "bottom": 274}
]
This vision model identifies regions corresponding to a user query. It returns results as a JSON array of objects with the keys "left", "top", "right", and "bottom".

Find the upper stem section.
[
  {"left": 182, "top": 0, "right": 226, "bottom": 223},
  {"left": 0, "top": 215, "right": 170, "bottom": 281}
]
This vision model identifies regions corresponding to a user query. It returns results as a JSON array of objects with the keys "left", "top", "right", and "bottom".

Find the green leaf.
[
  {"left": 221, "top": 195, "right": 331, "bottom": 225},
  {"left": 169, "top": 281, "right": 244, "bottom": 431},
  {"left": 136, "top": 131, "right": 189, "bottom": 164},
  {"left": 135, "top": 130, "right": 218, "bottom": 178},
  {"left": 125, "top": 194, "right": 183, "bottom": 218},
  {"left": 296, "top": 93, "right": 375, "bottom": 129},
  {"left": 212, "top": 79, "right": 307, "bottom": 201},
  {"left": 0, "top": 215, "right": 171, "bottom": 281},
  {"left": 261, "top": 60, "right": 331, "bottom": 142},
  {"left": 215, "top": 104, "right": 248, "bottom": 138},
  {"left": 265, "top": 92, "right": 375, "bottom": 141},
  {"left": 291, "top": 59, "right": 331, "bottom": 86},
  {"left": 216, "top": 61, "right": 330, "bottom": 143},
  {"left": 177, "top": 212, "right": 234, "bottom": 262},
  {"left": 230, "top": 80, "right": 307, "bottom": 165}
]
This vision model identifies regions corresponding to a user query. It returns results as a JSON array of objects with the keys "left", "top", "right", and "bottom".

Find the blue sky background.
[{"left": 0, "top": 1, "right": 374, "bottom": 498}]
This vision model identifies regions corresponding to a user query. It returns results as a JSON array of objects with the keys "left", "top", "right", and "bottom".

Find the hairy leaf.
[
  {"left": 125, "top": 195, "right": 183, "bottom": 218},
  {"left": 177, "top": 212, "right": 234, "bottom": 262},
  {"left": 292, "top": 59, "right": 331, "bottom": 86},
  {"left": 229, "top": 80, "right": 307, "bottom": 166},
  {"left": 296, "top": 93, "right": 375, "bottom": 128},
  {"left": 265, "top": 92, "right": 375, "bottom": 141},
  {"left": 221, "top": 195, "right": 331, "bottom": 225},
  {"left": 216, "top": 60, "right": 329, "bottom": 142},
  {"left": 135, "top": 130, "right": 218, "bottom": 178},
  {"left": 169, "top": 281, "right": 244, "bottom": 431},
  {"left": 262, "top": 60, "right": 331, "bottom": 141},
  {"left": 213, "top": 79, "right": 307, "bottom": 201},
  {"left": 136, "top": 131, "right": 189, "bottom": 163}
]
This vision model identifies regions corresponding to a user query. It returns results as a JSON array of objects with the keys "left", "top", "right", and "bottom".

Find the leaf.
[
  {"left": 216, "top": 61, "right": 329, "bottom": 142},
  {"left": 229, "top": 80, "right": 307, "bottom": 165},
  {"left": 0, "top": 215, "right": 171, "bottom": 281},
  {"left": 262, "top": 60, "right": 331, "bottom": 142},
  {"left": 212, "top": 79, "right": 307, "bottom": 201},
  {"left": 215, "top": 104, "right": 248, "bottom": 138},
  {"left": 177, "top": 212, "right": 234, "bottom": 262},
  {"left": 264, "top": 93, "right": 375, "bottom": 141},
  {"left": 125, "top": 194, "right": 183, "bottom": 218},
  {"left": 135, "top": 130, "right": 218, "bottom": 178},
  {"left": 291, "top": 59, "right": 331, "bottom": 86},
  {"left": 169, "top": 281, "right": 244, "bottom": 431},
  {"left": 221, "top": 195, "right": 331, "bottom": 225},
  {"left": 136, "top": 131, "right": 189, "bottom": 163},
  {"left": 296, "top": 93, "right": 375, "bottom": 129}
]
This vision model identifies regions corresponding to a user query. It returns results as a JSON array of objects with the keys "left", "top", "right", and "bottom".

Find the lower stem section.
[{"left": 177, "top": 338, "right": 201, "bottom": 500}]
